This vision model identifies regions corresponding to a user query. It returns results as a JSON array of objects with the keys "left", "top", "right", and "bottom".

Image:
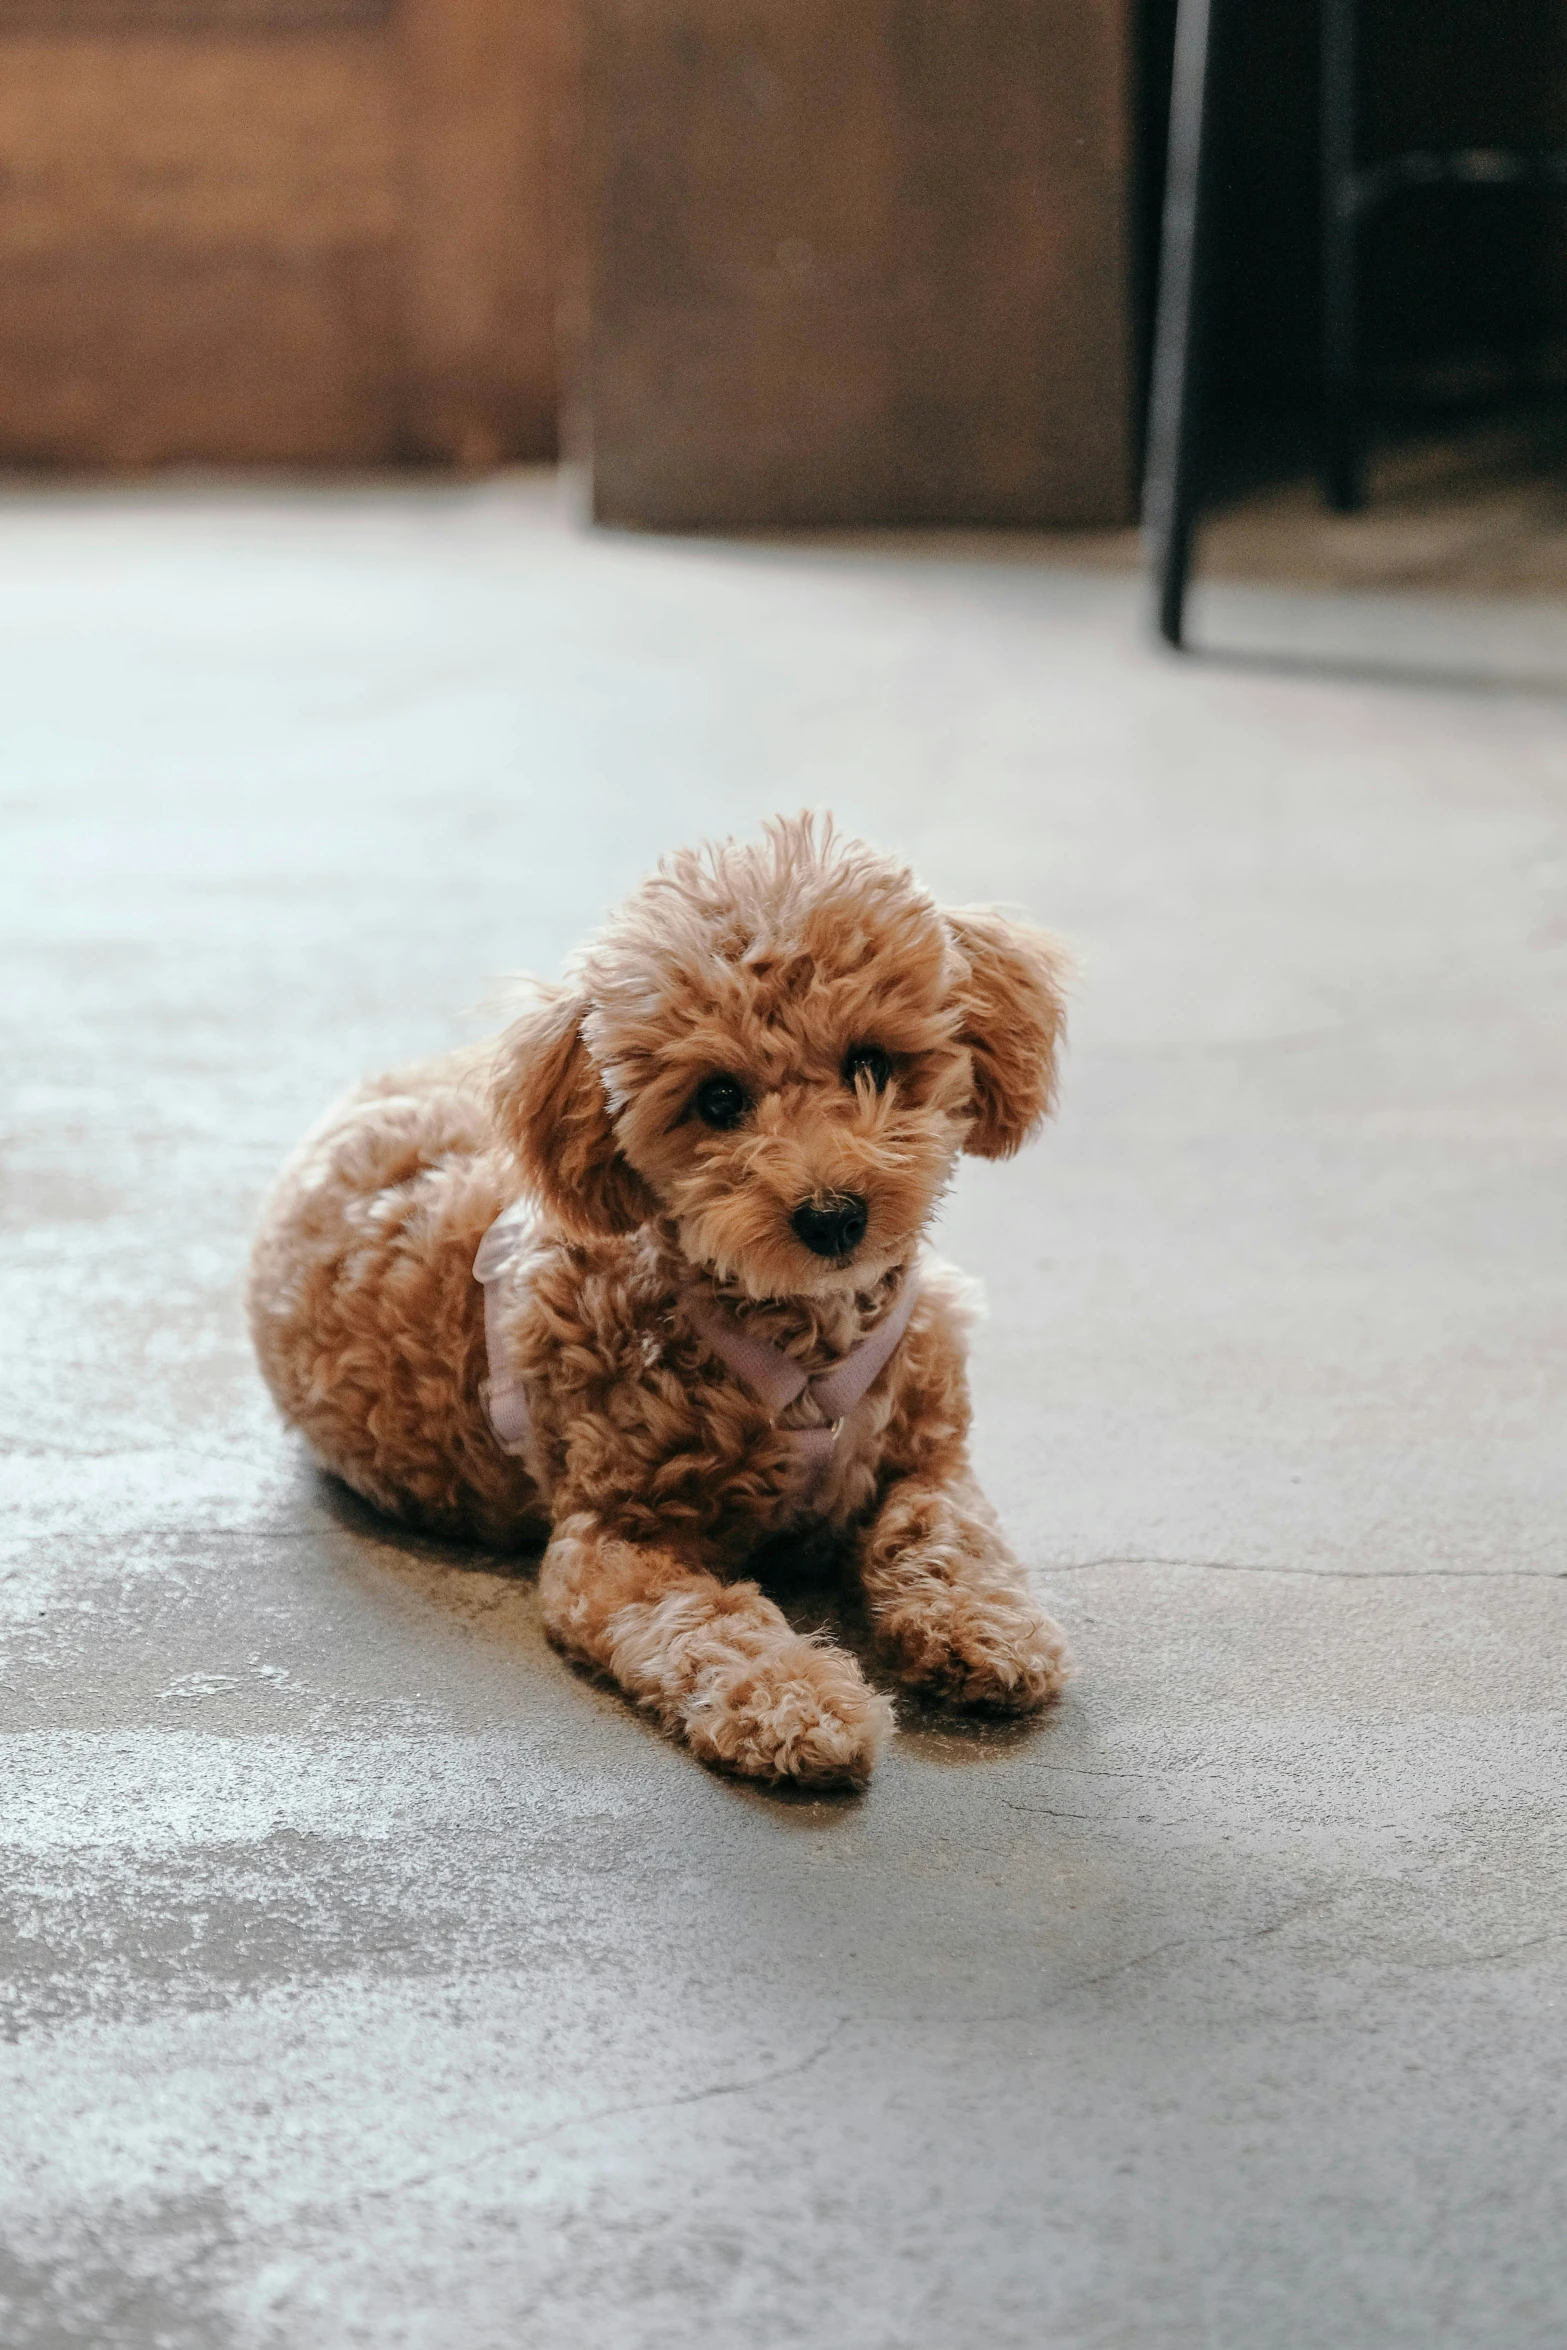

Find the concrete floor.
[{"left": 2, "top": 470, "right": 1564, "bottom": 2349}]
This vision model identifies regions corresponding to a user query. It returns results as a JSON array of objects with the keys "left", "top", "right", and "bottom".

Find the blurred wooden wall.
[
  {"left": 6, "top": 0, "right": 1555, "bottom": 492},
  {"left": 0, "top": 0, "right": 1140, "bottom": 517},
  {"left": 0, "top": 0, "right": 564, "bottom": 465}
]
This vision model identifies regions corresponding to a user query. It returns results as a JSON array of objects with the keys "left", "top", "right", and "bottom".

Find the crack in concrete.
[
  {"left": 351, "top": 2017, "right": 854, "bottom": 2206},
  {"left": 1001, "top": 1802, "right": 1197, "bottom": 1829},
  {"left": 931, "top": 1889, "right": 1382, "bottom": 2031},
  {"left": 952, "top": 1894, "right": 1567, "bottom": 2031},
  {"left": 1002, "top": 1803, "right": 1096, "bottom": 1819},
  {"left": 1387, "top": 1930, "right": 1567, "bottom": 1971}
]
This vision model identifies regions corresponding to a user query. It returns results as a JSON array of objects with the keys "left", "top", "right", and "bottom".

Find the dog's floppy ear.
[
  {"left": 491, "top": 986, "right": 656, "bottom": 1239},
  {"left": 945, "top": 909, "right": 1071, "bottom": 1159}
]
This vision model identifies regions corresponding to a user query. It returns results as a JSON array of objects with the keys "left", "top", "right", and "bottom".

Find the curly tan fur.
[{"left": 247, "top": 816, "right": 1073, "bottom": 1787}]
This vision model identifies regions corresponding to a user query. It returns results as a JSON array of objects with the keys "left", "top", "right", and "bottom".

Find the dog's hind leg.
[
  {"left": 856, "top": 1474, "right": 1070, "bottom": 1713},
  {"left": 540, "top": 1512, "right": 893, "bottom": 1787}
]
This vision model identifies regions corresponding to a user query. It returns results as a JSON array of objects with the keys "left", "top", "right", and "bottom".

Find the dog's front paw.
[
  {"left": 874, "top": 1583, "right": 1070, "bottom": 1713},
  {"left": 682, "top": 1636, "right": 894, "bottom": 1788}
]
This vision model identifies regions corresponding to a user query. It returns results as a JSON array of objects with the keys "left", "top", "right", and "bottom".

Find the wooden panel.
[
  {"left": 0, "top": 36, "right": 399, "bottom": 252},
  {"left": 0, "top": 0, "right": 388, "bottom": 27},
  {"left": 0, "top": 10, "right": 564, "bottom": 467},
  {"left": 0, "top": 30, "right": 402, "bottom": 463},
  {"left": 398, "top": 0, "right": 563, "bottom": 464},
  {"left": 584, "top": 0, "right": 1137, "bottom": 528},
  {"left": 0, "top": 245, "right": 400, "bottom": 464}
]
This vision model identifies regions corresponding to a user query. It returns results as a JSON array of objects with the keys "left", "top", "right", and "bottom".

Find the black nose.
[{"left": 791, "top": 1194, "right": 869, "bottom": 1260}]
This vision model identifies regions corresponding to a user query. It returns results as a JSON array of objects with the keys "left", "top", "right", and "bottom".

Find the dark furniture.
[{"left": 1144, "top": 0, "right": 1567, "bottom": 647}]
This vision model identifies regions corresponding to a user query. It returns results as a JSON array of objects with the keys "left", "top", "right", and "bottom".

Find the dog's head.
[{"left": 492, "top": 817, "right": 1070, "bottom": 1299}]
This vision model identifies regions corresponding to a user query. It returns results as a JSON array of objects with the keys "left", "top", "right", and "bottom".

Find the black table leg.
[
  {"left": 1321, "top": 0, "right": 1362, "bottom": 509},
  {"left": 1145, "top": 0, "right": 1221, "bottom": 649}
]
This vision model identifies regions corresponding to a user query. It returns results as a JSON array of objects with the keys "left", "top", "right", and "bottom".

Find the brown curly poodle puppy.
[{"left": 248, "top": 816, "right": 1072, "bottom": 1786}]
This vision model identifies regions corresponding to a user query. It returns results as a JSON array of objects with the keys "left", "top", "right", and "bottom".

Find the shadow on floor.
[{"left": 315, "top": 1472, "right": 1055, "bottom": 1791}]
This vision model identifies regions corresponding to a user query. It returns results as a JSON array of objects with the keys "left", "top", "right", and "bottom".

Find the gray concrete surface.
[{"left": 2, "top": 471, "right": 1564, "bottom": 2350}]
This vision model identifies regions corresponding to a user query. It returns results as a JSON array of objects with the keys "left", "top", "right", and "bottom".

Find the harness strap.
[
  {"left": 474, "top": 1201, "right": 921, "bottom": 1511},
  {"left": 473, "top": 1200, "right": 541, "bottom": 1470},
  {"left": 679, "top": 1267, "right": 921, "bottom": 1502}
]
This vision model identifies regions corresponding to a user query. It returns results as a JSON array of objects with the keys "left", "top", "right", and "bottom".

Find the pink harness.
[{"left": 473, "top": 1202, "right": 920, "bottom": 1511}]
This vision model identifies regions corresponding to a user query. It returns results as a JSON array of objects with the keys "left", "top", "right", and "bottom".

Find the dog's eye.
[
  {"left": 694, "top": 1073, "right": 750, "bottom": 1130},
  {"left": 843, "top": 1045, "right": 892, "bottom": 1094}
]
